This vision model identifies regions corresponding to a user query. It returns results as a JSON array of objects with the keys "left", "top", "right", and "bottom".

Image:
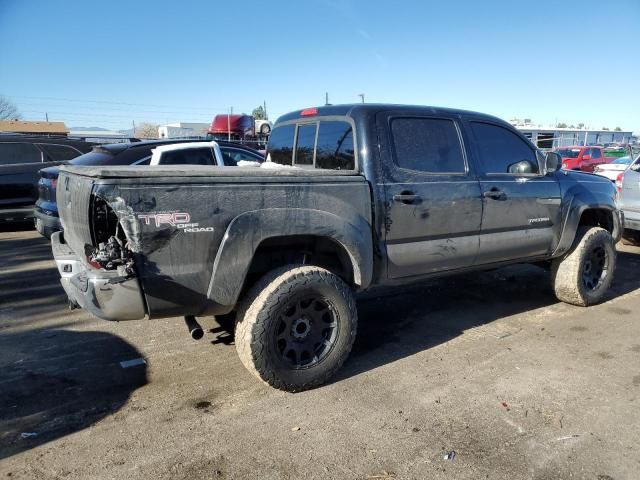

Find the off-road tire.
[
  {"left": 260, "top": 123, "right": 271, "bottom": 135},
  {"left": 621, "top": 228, "right": 640, "bottom": 246},
  {"left": 551, "top": 227, "right": 615, "bottom": 306},
  {"left": 235, "top": 265, "right": 357, "bottom": 392}
]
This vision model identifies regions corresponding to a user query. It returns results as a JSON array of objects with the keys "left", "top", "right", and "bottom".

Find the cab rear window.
[
  {"left": 268, "top": 124, "right": 295, "bottom": 165},
  {"left": 267, "top": 120, "right": 355, "bottom": 170}
]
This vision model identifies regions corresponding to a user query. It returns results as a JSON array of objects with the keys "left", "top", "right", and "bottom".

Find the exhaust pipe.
[{"left": 184, "top": 315, "right": 204, "bottom": 340}]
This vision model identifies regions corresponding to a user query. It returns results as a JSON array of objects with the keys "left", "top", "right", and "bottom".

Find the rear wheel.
[
  {"left": 235, "top": 265, "right": 357, "bottom": 392},
  {"left": 551, "top": 227, "right": 615, "bottom": 306}
]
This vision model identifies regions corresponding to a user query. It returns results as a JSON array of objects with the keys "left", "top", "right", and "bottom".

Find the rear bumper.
[
  {"left": 34, "top": 209, "right": 62, "bottom": 235},
  {"left": 51, "top": 231, "right": 147, "bottom": 321}
]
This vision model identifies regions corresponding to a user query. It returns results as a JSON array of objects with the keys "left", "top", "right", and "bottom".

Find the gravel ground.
[{"left": 1, "top": 227, "right": 639, "bottom": 480}]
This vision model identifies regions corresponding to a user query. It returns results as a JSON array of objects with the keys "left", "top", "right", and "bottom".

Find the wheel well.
[
  {"left": 578, "top": 208, "right": 613, "bottom": 233},
  {"left": 240, "top": 235, "right": 355, "bottom": 297}
]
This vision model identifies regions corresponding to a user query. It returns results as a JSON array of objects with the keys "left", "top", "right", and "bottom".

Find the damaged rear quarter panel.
[{"left": 94, "top": 176, "right": 371, "bottom": 319}]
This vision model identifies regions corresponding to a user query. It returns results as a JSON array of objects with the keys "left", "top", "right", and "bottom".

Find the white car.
[
  {"left": 254, "top": 119, "right": 272, "bottom": 135},
  {"left": 593, "top": 155, "right": 635, "bottom": 181},
  {"left": 150, "top": 141, "right": 262, "bottom": 167}
]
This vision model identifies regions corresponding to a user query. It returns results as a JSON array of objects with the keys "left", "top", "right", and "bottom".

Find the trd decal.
[
  {"left": 138, "top": 212, "right": 214, "bottom": 233},
  {"left": 138, "top": 212, "right": 191, "bottom": 227}
]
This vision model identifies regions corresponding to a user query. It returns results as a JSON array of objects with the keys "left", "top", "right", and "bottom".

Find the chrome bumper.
[{"left": 51, "top": 231, "right": 146, "bottom": 321}]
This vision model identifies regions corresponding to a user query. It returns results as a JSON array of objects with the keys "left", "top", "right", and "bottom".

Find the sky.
[{"left": 0, "top": 0, "right": 638, "bottom": 132}]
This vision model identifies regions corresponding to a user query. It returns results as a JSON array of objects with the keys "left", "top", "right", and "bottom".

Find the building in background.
[
  {"left": 0, "top": 120, "right": 68, "bottom": 136},
  {"left": 511, "top": 120, "right": 633, "bottom": 149},
  {"left": 158, "top": 122, "right": 209, "bottom": 139}
]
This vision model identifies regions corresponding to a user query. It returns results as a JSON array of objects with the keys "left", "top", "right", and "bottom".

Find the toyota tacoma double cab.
[{"left": 52, "top": 104, "right": 622, "bottom": 391}]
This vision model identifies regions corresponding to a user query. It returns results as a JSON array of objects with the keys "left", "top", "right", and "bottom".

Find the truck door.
[
  {"left": 377, "top": 111, "right": 482, "bottom": 278},
  {"left": 465, "top": 119, "right": 562, "bottom": 264}
]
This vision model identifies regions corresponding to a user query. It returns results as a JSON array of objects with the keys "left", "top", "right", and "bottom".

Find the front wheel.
[
  {"left": 551, "top": 227, "right": 616, "bottom": 306},
  {"left": 235, "top": 265, "right": 357, "bottom": 392}
]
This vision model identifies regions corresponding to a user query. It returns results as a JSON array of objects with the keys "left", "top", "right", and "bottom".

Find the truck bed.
[{"left": 56, "top": 165, "right": 373, "bottom": 319}]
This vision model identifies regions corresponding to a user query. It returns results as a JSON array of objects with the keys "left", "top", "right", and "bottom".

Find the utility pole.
[
  {"left": 45, "top": 112, "right": 49, "bottom": 122},
  {"left": 325, "top": 92, "right": 329, "bottom": 105},
  {"left": 358, "top": 93, "right": 365, "bottom": 103},
  {"left": 228, "top": 107, "right": 232, "bottom": 141},
  {"left": 132, "top": 120, "right": 136, "bottom": 136},
  {"left": 263, "top": 100, "right": 267, "bottom": 120}
]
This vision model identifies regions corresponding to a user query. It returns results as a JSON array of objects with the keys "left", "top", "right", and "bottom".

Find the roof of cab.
[{"left": 275, "top": 103, "right": 508, "bottom": 125}]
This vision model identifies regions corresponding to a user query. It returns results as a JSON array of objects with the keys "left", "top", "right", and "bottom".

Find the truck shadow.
[
  {"left": 0, "top": 231, "right": 148, "bottom": 460},
  {"left": 334, "top": 247, "right": 640, "bottom": 384}
]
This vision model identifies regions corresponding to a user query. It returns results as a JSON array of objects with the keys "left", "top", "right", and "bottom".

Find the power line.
[{"left": 12, "top": 95, "right": 252, "bottom": 112}]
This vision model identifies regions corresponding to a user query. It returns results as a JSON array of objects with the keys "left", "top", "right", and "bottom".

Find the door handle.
[
  {"left": 483, "top": 188, "right": 506, "bottom": 200},
  {"left": 393, "top": 192, "right": 420, "bottom": 204}
]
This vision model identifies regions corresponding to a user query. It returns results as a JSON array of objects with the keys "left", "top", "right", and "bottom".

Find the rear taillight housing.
[
  {"left": 615, "top": 172, "right": 624, "bottom": 193},
  {"left": 51, "top": 178, "right": 57, "bottom": 189}
]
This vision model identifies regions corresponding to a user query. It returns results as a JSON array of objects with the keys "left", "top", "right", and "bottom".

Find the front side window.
[
  {"left": 159, "top": 147, "right": 214, "bottom": 165},
  {"left": 267, "top": 124, "right": 295, "bottom": 165},
  {"left": 316, "top": 121, "right": 355, "bottom": 170},
  {"left": 470, "top": 122, "right": 538, "bottom": 174},
  {"left": 294, "top": 123, "right": 317, "bottom": 165},
  {"left": 391, "top": 117, "right": 466, "bottom": 173},
  {"left": 0, "top": 142, "right": 42, "bottom": 165},
  {"left": 37, "top": 143, "right": 81, "bottom": 162}
]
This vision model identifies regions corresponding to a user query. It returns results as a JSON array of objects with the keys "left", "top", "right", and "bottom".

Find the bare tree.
[
  {"left": 0, "top": 95, "right": 21, "bottom": 120},
  {"left": 252, "top": 105, "right": 267, "bottom": 120},
  {"left": 134, "top": 122, "right": 159, "bottom": 139}
]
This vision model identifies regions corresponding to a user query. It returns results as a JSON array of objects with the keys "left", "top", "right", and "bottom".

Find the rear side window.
[
  {"left": 268, "top": 124, "right": 295, "bottom": 165},
  {"left": 591, "top": 148, "right": 602, "bottom": 159},
  {"left": 391, "top": 117, "right": 466, "bottom": 173},
  {"left": 159, "top": 147, "right": 214, "bottom": 165},
  {"left": 470, "top": 122, "right": 538, "bottom": 174},
  {"left": 316, "top": 121, "right": 355, "bottom": 170},
  {"left": 37, "top": 143, "right": 81, "bottom": 162},
  {"left": 294, "top": 123, "right": 317, "bottom": 166},
  {"left": 0, "top": 143, "right": 42, "bottom": 165}
]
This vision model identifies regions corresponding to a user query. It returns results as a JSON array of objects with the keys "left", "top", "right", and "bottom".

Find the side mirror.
[
  {"left": 508, "top": 160, "right": 535, "bottom": 174},
  {"left": 545, "top": 152, "right": 562, "bottom": 173},
  {"left": 582, "top": 155, "right": 591, "bottom": 161}
]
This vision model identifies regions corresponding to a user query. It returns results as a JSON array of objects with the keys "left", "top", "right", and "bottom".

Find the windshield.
[{"left": 555, "top": 148, "right": 581, "bottom": 158}]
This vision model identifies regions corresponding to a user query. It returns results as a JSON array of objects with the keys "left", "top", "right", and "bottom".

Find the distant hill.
[{"left": 70, "top": 126, "right": 111, "bottom": 131}]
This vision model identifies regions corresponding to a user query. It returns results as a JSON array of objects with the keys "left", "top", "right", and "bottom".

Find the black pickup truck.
[{"left": 52, "top": 104, "right": 622, "bottom": 391}]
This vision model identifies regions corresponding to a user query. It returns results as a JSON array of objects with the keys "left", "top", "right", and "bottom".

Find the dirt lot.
[{"left": 1, "top": 227, "right": 639, "bottom": 480}]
